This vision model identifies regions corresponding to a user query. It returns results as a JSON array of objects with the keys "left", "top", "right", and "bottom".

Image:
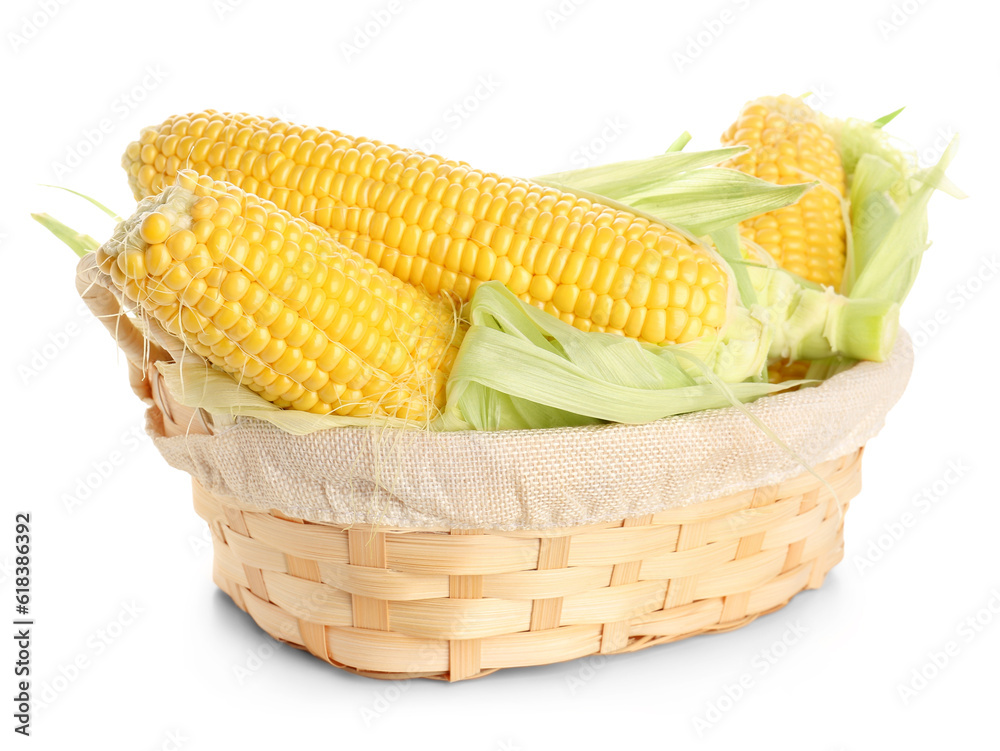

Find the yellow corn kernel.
[
  {"left": 140, "top": 212, "right": 170, "bottom": 244},
  {"left": 118, "top": 250, "right": 146, "bottom": 280},
  {"left": 162, "top": 263, "right": 193, "bottom": 291}
]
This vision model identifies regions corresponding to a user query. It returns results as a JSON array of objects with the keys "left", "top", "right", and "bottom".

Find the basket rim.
[
  {"left": 158, "top": 327, "right": 914, "bottom": 446},
  {"left": 145, "top": 332, "right": 911, "bottom": 532},
  {"left": 78, "top": 242, "right": 912, "bottom": 532}
]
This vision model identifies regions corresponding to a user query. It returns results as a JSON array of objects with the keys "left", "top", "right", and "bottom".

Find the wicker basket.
[
  {"left": 79, "top": 254, "right": 871, "bottom": 682},
  {"left": 190, "top": 452, "right": 857, "bottom": 681}
]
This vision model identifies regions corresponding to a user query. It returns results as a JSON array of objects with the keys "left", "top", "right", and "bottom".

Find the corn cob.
[
  {"left": 766, "top": 359, "right": 811, "bottom": 383},
  {"left": 721, "top": 95, "right": 847, "bottom": 290},
  {"left": 123, "top": 111, "right": 731, "bottom": 346},
  {"left": 97, "top": 170, "right": 461, "bottom": 421}
]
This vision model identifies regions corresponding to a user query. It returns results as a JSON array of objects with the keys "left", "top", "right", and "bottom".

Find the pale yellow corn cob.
[
  {"left": 124, "top": 111, "right": 732, "bottom": 345},
  {"left": 722, "top": 95, "right": 847, "bottom": 290},
  {"left": 97, "top": 170, "right": 461, "bottom": 421}
]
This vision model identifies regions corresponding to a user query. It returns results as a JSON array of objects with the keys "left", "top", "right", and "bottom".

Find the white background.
[{"left": 2, "top": 0, "right": 998, "bottom": 748}]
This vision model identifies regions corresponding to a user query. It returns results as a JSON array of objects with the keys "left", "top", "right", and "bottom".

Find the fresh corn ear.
[
  {"left": 722, "top": 95, "right": 848, "bottom": 289},
  {"left": 123, "top": 111, "right": 732, "bottom": 346},
  {"left": 96, "top": 170, "right": 462, "bottom": 421}
]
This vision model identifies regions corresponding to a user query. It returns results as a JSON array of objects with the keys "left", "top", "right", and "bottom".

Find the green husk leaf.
[
  {"left": 911, "top": 162, "right": 967, "bottom": 199},
  {"left": 744, "top": 264, "right": 898, "bottom": 363},
  {"left": 710, "top": 224, "right": 756, "bottom": 307},
  {"left": 441, "top": 283, "right": 803, "bottom": 431},
  {"left": 804, "top": 356, "right": 854, "bottom": 381},
  {"left": 843, "top": 153, "right": 902, "bottom": 291},
  {"left": 849, "top": 153, "right": 902, "bottom": 204},
  {"left": 822, "top": 114, "right": 913, "bottom": 205},
  {"left": 849, "top": 135, "right": 960, "bottom": 304},
  {"left": 157, "top": 283, "right": 810, "bottom": 434},
  {"left": 872, "top": 107, "right": 905, "bottom": 129},
  {"left": 828, "top": 104, "right": 963, "bottom": 307},
  {"left": 542, "top": 152, "right": 813, "bottom": 239},
  {"left": 666, "top": 131, "right": 692, "bottom": 152},
  {"left": 536, "top": 147, "right": 746, "bottom": 200},
  {"left": 31, "top": 213, "right": 100, "bottom": 257},
  {"left": 628, "top": 169, "right": 814, "bottom": 237},
  {"left": 39, "top": 184, "right": 123, "bottom": 221},
  {"left": 33, "top": 187, "right": 124, "bottom": 259}
]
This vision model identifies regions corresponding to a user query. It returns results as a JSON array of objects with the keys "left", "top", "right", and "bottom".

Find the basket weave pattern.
[
  {"left": 76, "top": 254, "right": 870, "bottom": 681},
  {"left": 194, "top": 451, "right": 858, "bottom": 681}
]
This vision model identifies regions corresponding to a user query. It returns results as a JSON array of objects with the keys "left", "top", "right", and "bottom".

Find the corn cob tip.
[
  {"left": 122, "top": 111, "right": 734, "bottom": 347},
  {"left": 97, "top": 171, "right": 463, "bottom": 422},
  {"left": 722, "top": 95, "right": 847, "bottom": 290}
]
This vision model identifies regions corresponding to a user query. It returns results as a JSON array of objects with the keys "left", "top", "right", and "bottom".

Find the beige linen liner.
[
  {"left": 78, "top": 251, "right": 912, "bottom": 531},
  {"left": 149, "top": 336, "right": 912, "bottom": 531}
]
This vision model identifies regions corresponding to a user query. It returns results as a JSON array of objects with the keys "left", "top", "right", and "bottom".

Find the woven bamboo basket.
[
  {"left": 79, "top": 254, "right": 879, "bottom": 682},
  {"left": 190, "top": 453, "right": 857, "bottom": 681}
]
